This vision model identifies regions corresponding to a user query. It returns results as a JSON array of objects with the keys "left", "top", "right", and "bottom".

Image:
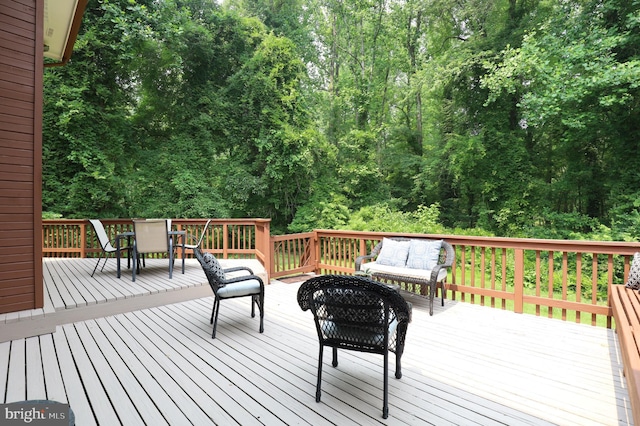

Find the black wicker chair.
[
  {"left": 194, "top": 247, "right": 264, "bottom": 339},
  {"left": 297, "top": 275, "right": 412, "bottom": 419}
]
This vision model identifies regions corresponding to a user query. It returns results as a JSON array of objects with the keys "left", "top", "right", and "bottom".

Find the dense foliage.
[{"left": 43, "top": 0, "right": 640, "bottom": 238}]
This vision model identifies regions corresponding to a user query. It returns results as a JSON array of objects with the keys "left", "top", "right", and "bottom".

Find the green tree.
[
  {"left": 482, "top": 0, "right": 640, "bottom": 226},
  {"left": 43, "top": 0, "right": 153, "bottom": 218}
]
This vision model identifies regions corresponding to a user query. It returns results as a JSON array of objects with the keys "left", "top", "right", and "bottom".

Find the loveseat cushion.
[
  {"left": 360, "top": 262, "right": 448, "bottom": 283},
  {"left": 376, "top": 238, "right": 411, "bottom": 267},
  {"left": 406, "top": 239, "right": 442, "bottom": 270}
]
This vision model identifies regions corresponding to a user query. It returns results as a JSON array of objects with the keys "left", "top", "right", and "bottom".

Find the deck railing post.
[
  {"left": 313, "top": 230, "right": 320, "bottom": 275},
  {"left": 255, "top": 220, "right": 271, "bottom": 281},
  {"left": 81, "top": 222, "right": 87, "bottom": 258},
  {"left": 514, "top": 248, "right": 524, "bottom": 314},
  {"left": 223, "top": 224, "right": 229, "bottom": 259}
]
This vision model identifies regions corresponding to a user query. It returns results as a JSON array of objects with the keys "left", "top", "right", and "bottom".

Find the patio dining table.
[{"left": 115, "top": 229, "right": 186, "bottom": 279}]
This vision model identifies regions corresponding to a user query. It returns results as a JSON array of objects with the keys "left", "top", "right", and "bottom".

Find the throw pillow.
[
  {"left": 406, "top": 239, "right": 443, "bottom": 270},
  {"left": 376, "top": 238, "right": 411, "bottom": 267},
  {"left": 625, "top": 252, "right": 640, "bottom": 290},
  {"left": 202, "top": 252, "right": 226, "bottom": 280}
]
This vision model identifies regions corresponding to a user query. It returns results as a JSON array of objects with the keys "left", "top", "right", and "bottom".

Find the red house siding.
[{"left": 0, "top": 0, "right": 44, "bottom": 313}]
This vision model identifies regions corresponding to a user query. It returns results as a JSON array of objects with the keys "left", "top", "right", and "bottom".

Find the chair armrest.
[
  {"left": 185, "top": 234, "right": 199, "bottom": 244},
  {"left": 221, "top": 274, "right": 264, "bottom": 287},
  {"left": 223, "top": 266, "right": 254, "bottom": 275},
  {"left": 355, "top": 254, "right": 376, "bottom": 271},
  {"left": 355, "top": 241, "right": 384, "bottom": 271},
  {"left": 437, "top": 241, "right": 454, "bottom": 267}
]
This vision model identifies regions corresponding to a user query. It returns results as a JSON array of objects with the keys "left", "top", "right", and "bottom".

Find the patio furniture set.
[
  {"left": 90, "top": 219, "right": 215, "bottom": 281},
  {"left": 90, "top": 224, "right": 450, "bottom": 419}
]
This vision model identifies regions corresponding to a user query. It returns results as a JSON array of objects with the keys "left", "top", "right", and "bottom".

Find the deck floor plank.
[
  {"left": 105, "top": 312, "right": 250, "bottom": 426},
  {"left": 0, "top": 341, "right": 10, "bottom": 402},
  {"left": 202, "top": 287, "right": 550, "bottom": 426},
  {"left": 58, "top": 258, "right": 123, "bottom": 303},
  {"left": 49, "top": 258, "right": 100, "bottom": 307},
  {"left": 42, "top": 259, "right": 67, "bottom": 311},
  {"left": 96, "top": 315, "right": 215, "bottom": 425},
  {"left": 126, "top": 306, "right": 293, "bottom": 425},
  {"left": 25, "top": 336, "right": 46, "bottom": 400},
  {"left": 150, "top": 302, "right": 352, "bottom": 426},
  {"left": 60, "top": 324, "right": 121, "bottom": 425},
  {"left": 179, "top": 298, "right": 488, "bottom": 426},
  {"left": 74, "top": 320, "right": 171, "bottom": 425},
  {"left": 39, "top": 334, "right": 67, "bottom": 403},
  {"left": 51, "top": 326, "right": 97, "bottom": 426},
  {"left": 0, "top": 259, "right": 634, "bottom": 425},
  {"left": 169, "top": 298, "right": 409, "bottom": 426},
  {"left": 47, "top": 260, "right": 86, "bottom": 309},
  {"left": 5, "top": 339, "right": 26, "bottom": 402}
]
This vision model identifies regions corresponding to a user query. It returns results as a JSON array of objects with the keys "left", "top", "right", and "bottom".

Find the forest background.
[{"left": 43, "top": 0, "right": 640, "bottom": 241}]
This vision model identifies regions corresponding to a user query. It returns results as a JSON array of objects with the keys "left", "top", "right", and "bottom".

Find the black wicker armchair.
[
  {"left": 297, "top": 275, "right": 412, "bottom": 419},
  {"left": 194, "top": 247, "right": 264, "bottom": 339}
]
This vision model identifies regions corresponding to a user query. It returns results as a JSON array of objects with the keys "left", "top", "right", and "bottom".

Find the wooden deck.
[{"left": 0, "top": 259, "right": 633, "bottom": 425}]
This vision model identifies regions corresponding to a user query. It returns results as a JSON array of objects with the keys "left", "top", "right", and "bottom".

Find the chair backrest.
[
  {"left": 194, "top": 247, "right": 226, "bottom": 292},
  {"left": 133, "top": 219, "right": 169, "bottom": 254},
  {"left": 297, "top": 275, "right": 411, "bottom": 353},
  {"left": 89, "top": 219, "right": 113, "bottom": 251},
  {"left": 195, "top": 219, "right": 212, "bottom": 248},
  {"left": 371, "top": 238, "right": 454, "bottom": 266},
  {"left": 149, "top": 218, "right": 172, "bottom": 233}
]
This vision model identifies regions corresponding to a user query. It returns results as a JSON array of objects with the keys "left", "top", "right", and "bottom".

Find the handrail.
[
  {"left": 42, "top": 220, "right": 640, "bottom": 327},
  {"left": 43, "top": 218, "right": 272, "bottom": 279},
  {"left": 306, "top": 230, "right": 640, "bottom": 327}
]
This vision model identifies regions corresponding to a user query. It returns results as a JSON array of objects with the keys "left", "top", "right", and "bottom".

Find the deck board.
[
  {"left": 25, "top": 336, "right": 45, "bottom": 400},
  {"left": 39, "top": 334, "right": 67, "bottom": 403},
  {"left": 0, "top": 258, "right": 634, "bottom": 425}
]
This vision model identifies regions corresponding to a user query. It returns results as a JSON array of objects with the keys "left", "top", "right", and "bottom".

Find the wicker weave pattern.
[
  {"left": 194, "top": 247, "right": 265, "bottom": 338},
  {"left": 196, "top": 250, "right": 227, "bottom": 292},
  {"left": 297, "top": 274, "right": 411, "bottom": 419},
  {"left": 298, "top": 275, "right": 410, "bottom": 354},
  {"left": 355, "top": 237, "right": 454, "bottom": 315}
]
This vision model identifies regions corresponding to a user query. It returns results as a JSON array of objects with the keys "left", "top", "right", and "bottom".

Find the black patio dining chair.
[
  {"left": 297, "top": 274, "right": 412, "bottom": 419},
  {"left": 194, "top": 247, "right": 265, "bottom": 339},
  {"left": 89, "top": 219, "right": 132, "bottom": 277}
]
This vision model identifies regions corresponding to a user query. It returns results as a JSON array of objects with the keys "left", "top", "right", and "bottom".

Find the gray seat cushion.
[{"left": 218, "top": 279, "right": 262, "bottom": 298}]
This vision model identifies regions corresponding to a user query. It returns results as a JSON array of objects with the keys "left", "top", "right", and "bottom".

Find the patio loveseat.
[{"left": 355, "top": 237, "right": 454, "bottom": 315}]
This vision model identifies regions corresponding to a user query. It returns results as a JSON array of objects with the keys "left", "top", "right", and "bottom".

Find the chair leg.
[
  {"left": 251, "top": 295, "right": 256, "bottom": 318},
  {"left": 211, "top": 298, "right": 221, "bottom": 339},
  {"left": 383, "top": 350, "right": 389, "bottom": 419},
  {"left": 258, "top": 293, "right": 264, "bottom": 333},
  {"left": 132, "top": 249, "right": 137, "bottom": 282},
  {"left": 210, "top": 297, "right": 220, "bottom": 324},
  {"left": 90, "top": 252, "right": 104, "bottom": 277},
  {"left": 429, "top": 281, "right": 435, "bottom": 316},
  {"left": 332, "top": 347, "right": 338, "bottom": 367},
  {"left": 99, "top": 253, "right": 110, "bottom": 272},
  {"left": 316, "top": 345, "right": 324, "bottom": 402},
  {"left": 395, "top": 353, "right": 402, "bottom": 379},
  {"left": 168, "top": 239, "right": 174, "bottom": 279}
]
